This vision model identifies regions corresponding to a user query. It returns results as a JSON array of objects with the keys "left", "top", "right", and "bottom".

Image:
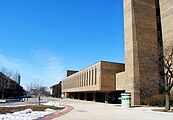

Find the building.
[
  {"left": 0, "top": 72, "right": 25, "bottom": 99},
  {"left": 116, "top": 0, "right": 162, "bottom": 105},
  {"left": 159, "top": 0, "right": 173, "bottom": 46},
  {"left": 13, "top": 72, "right": 21, "bottom": 85},
  {"left": 50, "top": 81, "right": 62, "bottom": 98},
  {"left": 62, "top": 0, "right": 173, "bottom": 105},
  {"left": 62, "top": 61, "right": 125, "bottom": 103},
  {"left": 0, "top": 72, "right": 15, "bottom": 90},
  {"left": 116, "top": 0, "right": 173, "bottom": 105}
]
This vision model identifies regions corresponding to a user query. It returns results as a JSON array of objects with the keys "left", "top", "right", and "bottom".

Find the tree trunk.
[
  {"left": 38, "top": 95, "right": 41, "bottom": 105},
  {"left": 165, "top": 93, "right": 170, "bottom": 112}
]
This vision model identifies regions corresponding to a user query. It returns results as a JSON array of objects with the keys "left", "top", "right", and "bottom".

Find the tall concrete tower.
[
  {"left": 14, "top": 72, "right": 21, "bottom": 85},
  {"left": 116, "top": 0, "right": 173, "bottom": 105},
  {"left": 123, "top": 0, "right": 161, "bottom": 105},
  {"left": 159, "top": 0, "right": 173, "bottom": 46}
]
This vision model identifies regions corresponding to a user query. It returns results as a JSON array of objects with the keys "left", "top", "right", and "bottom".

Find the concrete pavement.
[{"left": 53, "top": 99, "right": 173, "bottom": 120}]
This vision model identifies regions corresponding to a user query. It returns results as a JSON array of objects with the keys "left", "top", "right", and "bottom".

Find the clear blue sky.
[{"left": 0, "top": 0, "right": 124, "bottom": 90}]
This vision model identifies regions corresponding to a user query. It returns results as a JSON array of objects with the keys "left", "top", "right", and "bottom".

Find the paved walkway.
[{"left": 53, "top": 99, "right": 173, "bottom": 120}]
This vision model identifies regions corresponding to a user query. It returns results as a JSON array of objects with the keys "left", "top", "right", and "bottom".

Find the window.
[
  {"left": 84, "top": 72, "right": 86, "bottom": 86},
  {"left": 89, "top": 70, "right": 91, "bottom": 86},
  {"left": 95, "top": 68, "right": 97, "bottom": 85},
  {"left": 92, "top": 69, "right": 94, "bottom": 85},
  {"left": 86, "top": 71, "right": 88, "bottom": 86}
]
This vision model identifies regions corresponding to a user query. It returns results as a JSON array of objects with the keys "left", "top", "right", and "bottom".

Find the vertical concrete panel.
[
  {"left": 93, "top": 92, "right": 96, "bottom": 102},
  {"left": 105, "top": 93, "right": 108, "bottom": 104},
  {"left": 124, "top": 0, "right": 159, "bottom": 105},
  {"left": 160, "top": 0, "right": 173, "bottom": 47},
  {"left": 124, "top": 0, "right": 137, "bottom": 105}
]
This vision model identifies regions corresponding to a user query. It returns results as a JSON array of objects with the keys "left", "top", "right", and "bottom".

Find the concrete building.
[
  {"left": 116, "top": 0, "right": 173, "bottom": 105},
  {"left": 62, "top": 61, "right": 125, "bottom": 103},
  {"left": 62, "top": 0, "right": 173, "bottom": 105},
  {"left": 159, "top": 0, "right": 173, "bottom": 46},
  {"left": 116, "top": 0, "right": 162, "bottom": 105},
  {"left": 13, "top": 72, "right": 21, "bottom": 85}
]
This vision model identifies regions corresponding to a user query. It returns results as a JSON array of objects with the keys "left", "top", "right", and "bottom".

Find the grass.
[{"left": 0, "top": 105, "right": 64, "bottom": 114}]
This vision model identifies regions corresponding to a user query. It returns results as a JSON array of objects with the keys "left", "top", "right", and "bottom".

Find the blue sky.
[{"left": 0, "top": 0, "right": 124, "bottom": 90}]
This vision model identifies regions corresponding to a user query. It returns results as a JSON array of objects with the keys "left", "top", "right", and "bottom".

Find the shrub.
[{"left": 144, "top": 94, "right": 165, "bottom": 106}]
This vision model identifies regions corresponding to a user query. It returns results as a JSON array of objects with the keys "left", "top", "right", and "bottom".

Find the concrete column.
[
  {"left": 64, "top": 93, "right": 68, "bottom": 98},
  {"left": 72, "top": 93, "right": 75, "bottom": 99},
  {"left": 93, "top": 92, "right": 96, "bottom": 102},
  {"left": 84, "top": 92, "right": 87, "bottom": 101},
  {"left": 78, "top": 93, "right": 80, "bottom": 100},
  {"left": 105, "top": 93, "right": 108, "bottom": 104}
]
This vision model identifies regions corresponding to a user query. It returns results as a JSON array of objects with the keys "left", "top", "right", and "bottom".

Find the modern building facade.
[
  {"left": 62, "top": 0, "right": 173, "bottom": 105},
  {"left": 62, "top": 61, "right": 125, "bottom": 103}
]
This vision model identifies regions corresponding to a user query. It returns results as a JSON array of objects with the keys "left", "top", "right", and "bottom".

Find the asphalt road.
[{"left": 0, "top": 97, "right": 58, "bottom": 107}]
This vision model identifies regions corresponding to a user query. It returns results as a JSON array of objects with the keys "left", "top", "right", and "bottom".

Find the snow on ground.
[
  {"left": 43, "top": 101, "right": 65, "bottom": 108},
  {"left": 0, "top": 101, "right": 65, "bottom": 120},
  {"left": 0, "top": 108, "right": 55, "bottom": 120}
]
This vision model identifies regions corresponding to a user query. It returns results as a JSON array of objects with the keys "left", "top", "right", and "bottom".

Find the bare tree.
[
  {"left": 133, "top": 41, "right": 173, "bottom": 111},
  {"left": 29, "top": 80, "right": 40, "bottom": 97},
  {"left": 162, "top": 44, "right": 173, "bottom": 111},
  {"left": 27, "top": 79, "right": 48, "bottom": 105},
  {"left": 26, "top": 82, "right": 33, "bottom": 93},
  {"left": 148, "top": 43, "right": 173, "bottom": 111},
  {"left": 1, "top": 67, "right": 13, "bottom": 78}
]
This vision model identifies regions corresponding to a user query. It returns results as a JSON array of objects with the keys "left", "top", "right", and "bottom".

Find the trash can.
[{"left": 121, "top": 93, "right": 131, "bottom": 108}]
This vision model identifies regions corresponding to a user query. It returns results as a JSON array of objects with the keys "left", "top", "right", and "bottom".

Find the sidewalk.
[{"left": 53, "top": 99, "right": 173, "bottom": 120}]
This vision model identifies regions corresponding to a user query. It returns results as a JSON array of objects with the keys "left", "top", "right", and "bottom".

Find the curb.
[{"left": 40, "top": 105, "right": 74, "bottom": 120}]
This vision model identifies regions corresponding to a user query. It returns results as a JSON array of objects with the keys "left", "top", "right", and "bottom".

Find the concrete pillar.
[
  {"left": 93, "top": 92, "right": 96, "bottom": 102},
  {"left": 78, "top": 93, "right": 80, "bottom": 100},
  {"left": 72, "top": 93, "right": 75, "bottom": 99},
  {"left": 64, "top": 93, "right": 68, "bottom": 98},
  {"left": 84, "top": 92, "right": 87, "bottom": 101},
  {"left": 105, "top": 93, "right": 108, "bottom": 104}
]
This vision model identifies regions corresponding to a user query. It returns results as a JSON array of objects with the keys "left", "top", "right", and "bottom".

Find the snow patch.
[
  {"left": 0, "top": 108, "right": 55, "bottom": 120},
  {"left": 43, "top": 101, "right": 65, "bottom": 108}
]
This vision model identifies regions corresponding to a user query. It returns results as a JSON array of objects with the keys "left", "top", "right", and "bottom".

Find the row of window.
[{"left": 63, "top": 67, "right": 97, "bottom": 89}]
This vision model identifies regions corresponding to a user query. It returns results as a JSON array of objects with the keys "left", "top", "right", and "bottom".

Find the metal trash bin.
[{"left": 121, "top": 93, "right": 131, "bottom": 108}]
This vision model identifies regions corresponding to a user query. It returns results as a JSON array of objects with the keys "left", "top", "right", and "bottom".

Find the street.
[{"left": 0, "top": 97, "right": 59, "bottom": 107}]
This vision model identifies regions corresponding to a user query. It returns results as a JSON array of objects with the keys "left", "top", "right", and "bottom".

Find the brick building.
[
  {"left": 0, "top": 72, "right": 24, "bottom": 99},
  {"left": 50, "top": 81, "right": 62, "bottom": 98}
]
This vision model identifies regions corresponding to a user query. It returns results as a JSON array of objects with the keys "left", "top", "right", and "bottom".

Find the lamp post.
[{"left": 38, "top": 94, "right": 41, "bottom": 105}]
